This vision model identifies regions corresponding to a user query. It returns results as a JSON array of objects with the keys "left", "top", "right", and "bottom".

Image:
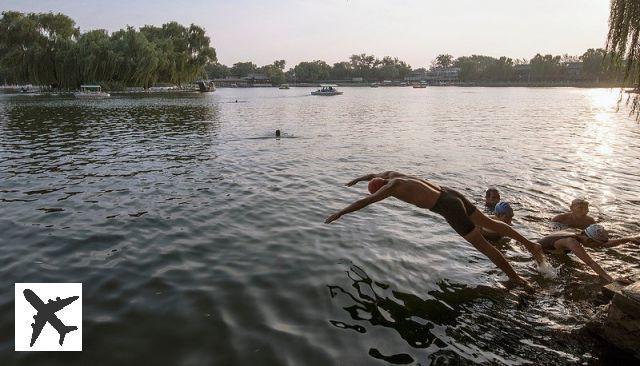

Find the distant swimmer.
[
  {"left": 276, "top": 129, "right": 281, "bottom": 137},
  {"left": 485, "top": 187, "right": 500, "bottom": 211},
  {"left": 539, "top": 224, "right": 639, "bottom": 283},
  {"left": 325, "top": 171, "right": 548, "bottom": 290},
  {"left": 551, "top": 198, "right": 596, "bottom": 230},
  {"left": 481, "top": 201, "right": 514, "bottom": 240}
]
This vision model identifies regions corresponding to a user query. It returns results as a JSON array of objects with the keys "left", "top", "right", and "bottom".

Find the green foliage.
[
  {"left": 606, "top": 0, "right": 640, "bottom": 117},
  {"left": 530, "top": 54, "right": 563, "bottom": 81},
  {"left": 432, "top": 54, "right": 453, "bottom": 69},
  {"left": 331, "top": 62, "right": 352, "bottom": 80},
  {"left": 293, "top": 60, "right": 331, "bottom": 82},
  {"left": 260, "top": 61, "right": 286, "bottom": 85},
  {"left": 285, "top": 54, "right": 411, "bottom": 82},
  {"left": 230, "top": 62, "right": 257, "bottom": 77},
  {"left": 0, "top": 11, "right": 79, "bottom": 88},
  {"left": 607, "top": 0, "right": 640, "bottom": 83},
  {"left": 451, "top": 51, "right": 623, "bottom": 83},
  {"left": 205, "top": 62, "right": 230, "bottom": 79},
  {"left": 580, "top": 48, "right": 622, "bottom": 82},
  {"left": 0, "top": 11, "right": 217, "bottom": 89},
  {"left": 377, "top": 56, "right": 412, "bottom": 81}
]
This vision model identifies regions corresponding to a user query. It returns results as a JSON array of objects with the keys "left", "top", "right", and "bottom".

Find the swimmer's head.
[
  {"left": 570, "top": 198, "right": 589, "bottom": 217},
  {"left": 494, "top": 201, "right": 514, "bottom": 224},
  {"left": 485, "top": 187, "right": 500, "bottom": 209},
  {"left": 368, "top": 178, "right": 387, "bottom": 194},
  {"left": 580, "top": 223, "right": 608, "bottom": 247}
]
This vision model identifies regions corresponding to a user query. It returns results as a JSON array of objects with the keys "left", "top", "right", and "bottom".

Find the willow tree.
[
  {"left": 607, "top": 0, "right": 640, "bottom": 115},
  {"left": 0, "top": 11, "right": 79, "bottom": 88},
  {"left": 140, "top": 22, "right": 216, "bottom": 86},
  {"left": 0, "top": 11, "right": 217, "bottom": 89},
  {"left": 110, "top": 27, "right": 160, "bottom": 88},
  {"left": 76, "top": 29, "right": 117, "bottom": 85}
]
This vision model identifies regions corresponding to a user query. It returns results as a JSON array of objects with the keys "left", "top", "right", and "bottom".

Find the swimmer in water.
[
  {"left": 276, "top": 129, "right": 281, "bottom": 137},
  {"left": 325, "top": 171, "right": 548, "bottom": 290},
  {"left": 481, "top": 201, "right": 514, "bottom": 240},
  {"left": 539, "top": 224, "right": 640, "bottom": 283},
  {"left": 551, "top": 198, "right": 596, "bottom": 230},
  {"left": 485, "top": 187, "right": 500, "bottom": 211}
]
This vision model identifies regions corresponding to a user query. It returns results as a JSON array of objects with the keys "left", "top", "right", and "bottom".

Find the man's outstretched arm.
[
  {"left": 561, "top": 239, "right": 614, "bottom": 282},
  {"left": 346, "top": 173, "right": 376, "bottom": 187},
  {"left": 325, "top": 182, "right": 396, "bottom": 223},
  {"left": 346, "top": 171, "right": 412, "bottom": 186},
  {"left": 600, "top": 235, "right": 640, "bottom": 248}
]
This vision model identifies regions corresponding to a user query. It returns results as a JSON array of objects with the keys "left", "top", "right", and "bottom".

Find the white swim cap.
[{"left": 585, "top": 224, "right": 608, "bottom": 243}]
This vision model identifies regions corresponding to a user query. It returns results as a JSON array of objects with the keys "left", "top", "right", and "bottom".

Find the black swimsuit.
[
  {"left": 539, "top": 233, "right": 575, "bottom": 254},
  {"left": 429, "top": 186, "right": 477, "bottom": 237}
]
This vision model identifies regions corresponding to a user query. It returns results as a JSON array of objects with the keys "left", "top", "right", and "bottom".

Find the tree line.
[
  {"left": 1, "top": 11, "right": 630, "bottom": 88},
  {"left": 205, "top": 60, "right": 287, "bottom": 85},
  {"left": 206, "top": 54, "right": 412, "bottom": 83},
  {"left": 207, "top": 49, "right": 627, "bottom": 84},
  {"left": 448, "top": 50, "right": 624, "bottom": 83},
  {"left": 0, "top": 11, "right": 216, "bottom": 90}
]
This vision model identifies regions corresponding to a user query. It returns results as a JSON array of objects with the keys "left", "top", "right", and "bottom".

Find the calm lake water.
[{"left": 1, "top": 87, "right": 639, "bottom": 365}]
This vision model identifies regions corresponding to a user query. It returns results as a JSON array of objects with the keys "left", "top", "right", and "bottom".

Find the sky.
[{"left": 1, "top": 0, "right": 612, "bottom": 69}]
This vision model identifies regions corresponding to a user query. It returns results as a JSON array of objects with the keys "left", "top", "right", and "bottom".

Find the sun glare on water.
[{"left": 583, "top": 89, "right": 622, "bottom": 157}]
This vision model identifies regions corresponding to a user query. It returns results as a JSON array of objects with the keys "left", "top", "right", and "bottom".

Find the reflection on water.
[
  {"left": 328, "top": 261, "right": 636, "bottom": 365},
  {"left": 0, "top": 88, "right": 639, "bottom": 365},
  {"left": 329, "top": 263, "right": 510, "bottom": 364}
]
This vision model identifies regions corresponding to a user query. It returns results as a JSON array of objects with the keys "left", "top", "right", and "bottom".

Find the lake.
[{"left": 1, "top": 87, "right": 639, "bottom": 365}]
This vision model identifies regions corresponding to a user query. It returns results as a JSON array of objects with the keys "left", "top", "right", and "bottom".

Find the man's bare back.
[
  {"left": 383, "top": 178, "right": 441, "bottom": 209},
  {"left": 552, "top": 212, "right": 595, "bottom": 230}
]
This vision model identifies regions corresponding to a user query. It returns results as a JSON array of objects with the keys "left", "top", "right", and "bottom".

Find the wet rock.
[
  {"left": 599, "top": 281, "right": 640, "bottom": 358},
  {"left": 601, "top": 280, "right": 626, "bottom": 301}
]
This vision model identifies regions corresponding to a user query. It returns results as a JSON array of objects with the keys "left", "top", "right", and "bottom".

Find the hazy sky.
[{"left": 1, "top": 0, "right": 611, "bottom": 68}]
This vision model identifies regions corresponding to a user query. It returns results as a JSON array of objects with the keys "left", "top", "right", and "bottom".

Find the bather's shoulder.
[{"left": 552, "top": 212, "right": 570, "bottom": 222}]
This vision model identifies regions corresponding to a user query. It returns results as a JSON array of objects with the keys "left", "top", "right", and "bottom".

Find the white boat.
[
  {"left": 74, "top": 85, "right": 110, "bottom": 98},
  {"left": 311, "top": 84, "right": 343, "bottom": 96},
  {"left": 279, "top": 84, "right": 290, "bottom": 89},
  {"left": 412, "top": 83, "right": 427, "bottom": 88}
]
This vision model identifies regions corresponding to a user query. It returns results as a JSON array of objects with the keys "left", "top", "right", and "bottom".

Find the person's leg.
[
  {"left": 432, "top": 193, "right": 533, "bottom": 290},
  {"left": 462, "top": 228, "right": 533, "bottom": 290},
  {"left": 469, "top": 210, "right": 545, "bottom": 264}
]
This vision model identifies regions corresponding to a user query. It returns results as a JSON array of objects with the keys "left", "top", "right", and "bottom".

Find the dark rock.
[{"left": 600, "top": 280, "right": 640, "bottom": 359}]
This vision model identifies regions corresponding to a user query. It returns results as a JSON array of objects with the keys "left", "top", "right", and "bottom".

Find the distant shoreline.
[
  {"left": 1, "top": 82, "right": 632, "bottom": 95},
  {"left": 221, "top": 81, "right": 631, "bottom": 88},
  {"left": 441, "top": 81, "right": 629, "bottom": 88}
]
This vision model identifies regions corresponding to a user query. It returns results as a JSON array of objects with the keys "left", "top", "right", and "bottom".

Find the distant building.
[
  {"left": 213, "top": 73, "right": 271, "bottom": 87},
  {"left": 244, "top": 73, "right": 270, "bottom": 83},
  {"left": 405, "top": 71, "right": 426, "bottom": 82},
  {"left": 429, "top": 67, "right": 460, "bottom": 82},
  {"left": 563, "top": 61, "right": 583, "bottom": 80}
]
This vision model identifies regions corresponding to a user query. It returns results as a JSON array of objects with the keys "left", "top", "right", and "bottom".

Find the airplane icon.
[{"left": 23, "top": 289, "right": 79, "bottom": 347}]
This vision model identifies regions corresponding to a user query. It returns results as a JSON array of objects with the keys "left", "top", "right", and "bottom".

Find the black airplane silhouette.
[{"left": 23, "top": 289, "right": 78, "bottom": 347}]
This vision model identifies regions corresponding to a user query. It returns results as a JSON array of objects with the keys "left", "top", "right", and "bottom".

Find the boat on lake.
[
  {"left": 279, "top": 84, "right": 290, "bottom": 89},
  {"left": 412, "top": 83, "right": 427, "bottom": 88},
  {"left": 196, "top": 80, "right": 216, "bottom": 92},
  {"left": 74, "top": 85, "right": 110, "bottom": 99},
  {"left": 311, "top": 84, "right": 343, "bottom": 96}
]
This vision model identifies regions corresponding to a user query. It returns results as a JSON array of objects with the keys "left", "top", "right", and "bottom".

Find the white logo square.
[{"left": 15, "top": 283, "right": 82, "bottom": 351}]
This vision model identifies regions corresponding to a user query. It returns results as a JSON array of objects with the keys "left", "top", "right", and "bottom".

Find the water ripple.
[{"left": 0, "top": 88, "right": 639, "bottom": 365}]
